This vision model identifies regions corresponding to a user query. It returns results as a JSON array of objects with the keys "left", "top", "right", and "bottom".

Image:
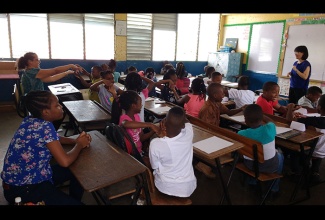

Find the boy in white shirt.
[
  {"left": 224, "top": 75, "right": 255, "bottom": 108},
  {"left": 149, "top": 106, "right": 197, "bottom": 197}
]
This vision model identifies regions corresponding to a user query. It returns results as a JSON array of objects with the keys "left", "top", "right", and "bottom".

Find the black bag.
[{"left": 105, "top": 122, "right": 144, "bottom": 165}]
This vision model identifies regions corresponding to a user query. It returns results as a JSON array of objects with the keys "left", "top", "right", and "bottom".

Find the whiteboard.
[
  {"left": 247, "top": 22, "right": 284, "bottom": 73},
  {"left": 282, "top": 24, "right": 325, "bottom": 81},
  {"left": 223, "top": 25, "right": 250, "bottom": 53}
]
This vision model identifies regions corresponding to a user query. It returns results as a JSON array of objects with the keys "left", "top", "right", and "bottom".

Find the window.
[
  {"left": 127, "top": 13, "right": 152, "bottom": 60},
  {"left": 84, "top": 14, "right": 114, "bottom": 60},
  {"left": 197, "top": 14, "right": 220, "bottom": 61},
  {"left": 152, "top": 13, "right": 177, "bottom": 61},
  {"left": 0, "top": 14, "right": 10, "bottom": 58},
  {"left": 9, "top": 13, "right": 48, "bottom": 59},
  {"left": 49, "top": 14, "right": 84, "bottom": 59},
  {"left": 176, "top": 14, "right": 200, "bottom": 61}
]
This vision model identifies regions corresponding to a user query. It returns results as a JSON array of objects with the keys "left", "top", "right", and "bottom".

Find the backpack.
[{"left": 105, "top": 122, "right": 144, "bottom": 165}]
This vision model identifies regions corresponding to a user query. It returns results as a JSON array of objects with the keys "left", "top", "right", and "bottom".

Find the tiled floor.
[{"left": 1, "top": 110, "right": 325, "bottom": 205}]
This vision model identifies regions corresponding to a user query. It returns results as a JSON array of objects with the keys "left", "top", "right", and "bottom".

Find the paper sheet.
[
  {"left": 276, "top": 126, "right": 292, "bottom": 134},
  {"left": 145, "top": 97, "right": 155, "bottom": 102},
  {"left": 148, "top": 106, "right": 170, "bottom": 114},
  {"left": 229, "top": 115, "right": 246, "bottom": 122},
  {"left": 193, "top": 136, "right": 233, "bottom": 154},
  {"left": 304, "top": 113, "right": 321, "bottom": 117}
]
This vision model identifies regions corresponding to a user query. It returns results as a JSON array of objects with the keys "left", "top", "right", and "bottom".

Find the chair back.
[
  {"left": 105, "top": 122, "right": 144, "bottom": 164},
  {"left": 12, "top": 83, "right": 28, "bottom": 118}
]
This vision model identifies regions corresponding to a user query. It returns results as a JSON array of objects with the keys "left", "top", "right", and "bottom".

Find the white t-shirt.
[
  {"left": 228, "top": 89, "right": 255, "bottom": 108},
  {"left": 149, "top": 123, "right": 197, "bottom": 197}
]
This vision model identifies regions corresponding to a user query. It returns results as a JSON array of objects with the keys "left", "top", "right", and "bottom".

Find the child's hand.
[
  {"left": 76, "top": 131, "right": 92, "bottom": 148},
  {"left": 293, "top": 112, "right": 305, "bottom": 119}
]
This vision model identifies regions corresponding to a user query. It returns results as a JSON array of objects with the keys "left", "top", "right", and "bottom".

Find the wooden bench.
[{"left": 186, "top": 114, "right": 283, "bottom": 205}]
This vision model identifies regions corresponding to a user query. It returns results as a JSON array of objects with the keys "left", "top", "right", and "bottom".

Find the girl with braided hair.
[{"left": 1, "top": 90, "right": 91, "bottom": 205}]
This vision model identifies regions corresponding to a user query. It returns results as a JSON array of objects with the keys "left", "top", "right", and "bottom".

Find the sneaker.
[
  {"left": 136, "top": 198, "right": 146, "bottom": 205},
  {"left": 194, "top": 162, "right": 216, "bottom": 179}
]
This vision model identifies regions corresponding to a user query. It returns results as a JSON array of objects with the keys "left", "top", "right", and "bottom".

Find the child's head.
[
  {"left": 164, "top": 64, "right": 174, "bottom": 73},
  {"left": 145, "top": 67, "right": 155, "bottom": 79},
  {"left": 175, "top": 62, "right": 186, "bottom": 79},
  {"left": 237, "top": 76, "right": 249, "bottom": 90},
  {"left": 165, "top": 106, "right": 186, "bottom": 137},
  {"left": 317, "top": 94, "right": 325, "bottom": 115},
  {"left": 204, "top": 65, "right": 209, "bottom": 73},
  {"left": 107, "top": 59, "right": 117, "bottom": 71},
  {"left": 262, "top": 81, "right": 279, "bottom": 102},
  {"left": 206, "top": 66, "right": 216, "bottom": 78},
  {"left": 243, "top": 104, "right": 264, "bottom": 127},
  {"left": 111, "top": 90, "right": 141, "bottom": 124},
  {"left": 100, "top": 70, "right": 115, "bottom": 85},
  {"left": 294, "top": 45, "right": 309, "bottom": 60},
  {"left": 211, "top": 71, "right": 222, "bottom": 84},
  {"left": 128, "top": 65, "right": 137, "bottom": 74},
  {"left": 163, "top": 69, "right": 177, "bottom": 84},
  {"left": 207, "top": 83, "right": 224, "bottom": 102},
  {"left": 191, "top": 78, "right": 206, "bottom": 95},
  {"left": 25, "top": 90, "right": 63, "bottom": 121},
  {"left": 91, "top": 65, "right": 102, "bottom": 79},
  {"left": 125, "top": 72, "right": 143, "bottom": 93},
  {"left": 306, "top": 86, "right": 322, "bottom": 103},
  {"left": 120, "top": 90, "right": 142, "bottom": 113},
  {"left": 100, "top": 63, "right": 109, "bottom": 71}
]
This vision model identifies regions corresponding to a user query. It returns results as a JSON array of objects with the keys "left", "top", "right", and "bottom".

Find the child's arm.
[
  {"left": 175, "top": 94, "right": 190, "bottom": 105},
  {"left": 122, "top": 120, "right": 160, "bottom": 142},
  {"left": 141, "top": 76, "right": 155, "bottom": 93},
  {"left": 75, "top": 73, "right": 92, "bottom": 88},
  {"left": 90, "top": 79, "right": 104, "bottom": 92},
  {"left": 48, "top": 131, "right": 91, "bottom": 167},
  {"left": 155, "top": 79, "right": 174, "bottom": 90},
  {"left": 222, "top": 104, "right": 246, "bottom": 116}
]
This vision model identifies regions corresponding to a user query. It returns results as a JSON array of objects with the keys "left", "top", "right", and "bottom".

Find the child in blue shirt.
[{"left": 238, "top": 104, "right": 284, "bottom": 194}]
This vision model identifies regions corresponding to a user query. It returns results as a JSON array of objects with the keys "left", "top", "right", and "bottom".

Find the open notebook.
[{"left": 276, "top": 127, "right": 302, "bottom": 139}]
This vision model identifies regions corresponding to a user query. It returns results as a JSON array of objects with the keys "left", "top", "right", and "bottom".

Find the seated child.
[
  {"left": 196, "top": 83, "right": 245, "bottom": 178},
  {"left": 176, "top": 77, "right": 206, "bottom": 117},
  {"left": 297, "top": 86, "right": 322, "bottom": 113},
  {"left": 224, "top": 75, "right": 255, "bottom": 108},
  {"left": 75, "top": 65, "right": 102, "bottom": 102},
  {"left": 89, "top": 70, "right": 123, "bottom": 113},
  {"left": 111, "top": 90, "right": 160, "bottom": 156},
  {"left": 207, "top": 71, "right": 223, "bottom": 85},
  {"left": 238, "top": 104, "right": 284, "bottom": 194},
  {"left": 256, "top": 81, "right": 298, "bottom": 117},
  {"left": 143, "top": 67, "right": 158, "bottom": 97},
  {"left": 156, "top": 69, "right": 181, "bottom": 106},
  {"left": 1, "top": 90, "right": 91, "bottom": 205},
  {"left": 287, "top": 96, "right": 325, "bottom": 183},
  {"left": 175, "top": 62, "right": 190, "bottom": 95},
  {"left": 203, "top": 66, "right": 215, "bottom": 85},
  {"left": 149, "top": 106, "right": 197, "bottom": 197}
]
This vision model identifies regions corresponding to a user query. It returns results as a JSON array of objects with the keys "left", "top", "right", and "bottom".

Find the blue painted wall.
[{"left": 1, "top": 59, "right": 207, "bottom": 102}]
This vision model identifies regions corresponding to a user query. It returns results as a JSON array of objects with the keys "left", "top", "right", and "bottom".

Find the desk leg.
[
  {"left": 220, "top": 152, "right": 239, "bottom": 205},
  {"left": 139, "top": 172, "right": 152, "bottom": 205},
  {"left": 214, "top": 158, "right": 232, "bottom": 205},
  {"left": 289, "top": 138, "right": 318, "bottom": 204}
]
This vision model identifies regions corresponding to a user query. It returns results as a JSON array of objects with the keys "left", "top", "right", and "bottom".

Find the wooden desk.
[
  {"left": 191, "top": 124, "right": 244, "bottom": 205},
  {"left": 144, "top": 97, "right": 176, "bottom": 118},
  {"left": 65, "top": 130, "right": 151, "bottom": 205},
  {"left": 62, "top": 100, "right": 111, "bottom": 134}
]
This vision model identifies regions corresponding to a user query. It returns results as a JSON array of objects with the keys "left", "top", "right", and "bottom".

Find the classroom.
[{"left": 1, "top": 13, "right": 325, "bottom": 206}]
